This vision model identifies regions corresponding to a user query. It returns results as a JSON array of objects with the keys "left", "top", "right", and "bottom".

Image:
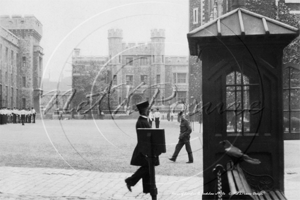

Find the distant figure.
[
  {"left": 12, "top": 107, "right": 17, "bottom": 123},
  {"left": 31, "top": 107, "right": 36, "bottom": 123},
  {"left": 167, "top": 112, "right": 170, "bottom": 121},
  {"left": 154, "top": 108, "right": 161, "bottom": 128},
  {"left": 169, "top": 111, "right": 193, "bottom": 163},
  {"left": 148, "top": 109, "right": 154, "bottom": 128},
  {"left": 20, "top": 108, "right": 26, "bottom": 126},
  {"left": 27, "top": 108, "right": 31, "bottom": 123},
  {"left": 58, "top": 109, "right": 63, "bottom": 120},
  {"left": 170, "top": 111, "right": 174, "bottom": 122}
]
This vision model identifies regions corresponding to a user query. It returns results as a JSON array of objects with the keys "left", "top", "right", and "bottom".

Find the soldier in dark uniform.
[
  {"left": 169, "top": 111, "right": 194, "bottom": 163},
  {"left": 0, "top": 108, "right": 3, "bottom": 125},
  {"left": 21, "top": 108, "right": 26, "bottom": 126},
  {"left": 12, "top": 107, "right": 17, "bottom": 123},
  {"left": 27, "top": 108, "right": 32, "bottom": 123},
  {"left": 125, "top": 101, "right": 159, "bottom": 194}
]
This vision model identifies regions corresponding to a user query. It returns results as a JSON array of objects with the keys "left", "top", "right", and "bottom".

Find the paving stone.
[{"left": 0, "top": 166, "right": 299, "bottom": 199}]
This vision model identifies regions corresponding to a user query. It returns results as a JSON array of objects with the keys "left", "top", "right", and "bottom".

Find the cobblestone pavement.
[
  {"left": 0, "top": 166, "right": 299, "bottom": 200},
  {"left": 0, "top": 167, "right": 202, "bottom": 200}
]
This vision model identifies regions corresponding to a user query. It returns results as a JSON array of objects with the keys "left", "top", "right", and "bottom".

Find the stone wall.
[
  {"left": 0, "top": 26, "right": 20, "bottom": 108},
  {"left": 0, "top": 15, "right": 43, "bottom": 110}
]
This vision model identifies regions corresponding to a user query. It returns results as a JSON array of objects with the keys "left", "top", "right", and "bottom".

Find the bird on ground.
[{"left": 220, "top": 140, "right": 261, "bottom": 165}]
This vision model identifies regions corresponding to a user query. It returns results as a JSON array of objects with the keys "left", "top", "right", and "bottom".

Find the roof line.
[
  {"left": 188, "top": 8, "right": 299, "bottom": 35},
  {"left": 188, "top": 8, "right": 239, "bottom": 35},
  {"left": 240, "top": 8, "right": 298, "bottom": 31},
  {"left": 0, "top": 25, "right": 20, "bottom": 41}
]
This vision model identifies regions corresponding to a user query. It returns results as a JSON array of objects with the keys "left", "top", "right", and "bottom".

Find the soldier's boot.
[{"left": 187, "top": 153, "right": 193, "bottom": 164}]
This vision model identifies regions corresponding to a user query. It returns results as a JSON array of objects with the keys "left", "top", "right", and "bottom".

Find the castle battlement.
[
  {"left": 0, "top": 15, "right": 43, "bottom": 37},
  {"left": 165, "top": 56, "right": 188, "bottom": 64},
  {"left": 122, "top": 42, "right": 152, "bottom": 54},
  {"left": 108, "top": 29, "right": 123, "bottom": 38},
  {"left": 151, "top": 29, "right": 165, "bottom": 38}
]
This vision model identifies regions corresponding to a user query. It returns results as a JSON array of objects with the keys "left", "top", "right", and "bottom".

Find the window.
[
  {"left": 126, "top": 57, "right": 133, "bottom": 65},
  {"left": 11, "top": 87, "right": 13, "bottom": 107},
  {"left": 225, "top": 71, "right": 256, "bottom": 135},
  {"left": 113, "top": 75, "right": 117, "bottom": 85},
  {"left": 11, "top": 50, "right": 13, "bottom": 66},
  {"left": 177, "top": 91, "right": 187, "bottom": 103},
  {"left": 283, "top": 66, "right": 300, "bottom": 134},
  {"left": 156, "top": 75, "right": 160, "bottom": 84},
  {"left": 126, "top": 75, "right": 133, "bottom": 85},
  {"left": 141, "top": 75, "right": 147, "bottom": 84},
  {"left": 177, "top": 73, "right": 187, "bottom": 83},
  {"left": 6, "top": 86, "right": 8, "bottom": 107},
  {"left": 193, "top": 8, "right": 199, "bottom": 24},
  {"left": 39, "top": 57, "right": 43, "bottom": 72},
  {"left": 140, "top": 57, "right": 148, "bottom": 65},
  {"left": 23, "top": 76, "right": 26, "bottom": 87},
  {"left": 173, "top": 73, "right": 187, "bottom": 84},
  {"left": 22, "top": 98, "right": 26, "bottom": 109},
  {"left": 16, "top": 89, "right": 18, "bottom": 107},
  {"left": 0, "top": 44, "right": 2, "bottom": 61},
  {"left": 5, "top": 72, "right": 7, "bottom": 83},
  {"left": 22, "top": 56, "right": 26, "bottom": 68},
  {"left": 5, "top": 47, "right": 8, "bottom": 63},
  {"left": 15, "top": 52, "right": 18, "bottom": 67}
]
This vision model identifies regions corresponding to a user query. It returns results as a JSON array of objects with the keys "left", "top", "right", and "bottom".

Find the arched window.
[
  {"left": 226, "top": 71, "right": 251, "bottom": 135},
  {"left": 283, "top": 66, "right": 300, "bottom": 135}
]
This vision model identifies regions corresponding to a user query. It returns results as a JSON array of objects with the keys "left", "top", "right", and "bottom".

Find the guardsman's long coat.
[{"left": 130, "top": 116, "right": 159, "bottom": 166}]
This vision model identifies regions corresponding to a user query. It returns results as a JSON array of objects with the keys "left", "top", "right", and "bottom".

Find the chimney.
[{"left": 230, "top": 0, "right": 246, "bottom": 11}]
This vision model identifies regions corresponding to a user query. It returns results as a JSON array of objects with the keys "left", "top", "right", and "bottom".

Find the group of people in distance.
[
  {"left": 148, "top": 109, "right": 180, "bottom": 129},
  {"left": 0, "top": 107, "right": 36, "bottom": 125},
  {"left": 125, "top": 101, "right": 194, "bottom": 197},
  {"left": 148, "top": 108, "right": 161, "bottom": 128}
]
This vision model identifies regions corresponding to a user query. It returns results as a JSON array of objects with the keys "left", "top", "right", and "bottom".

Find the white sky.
[{"left": 1, "top": 0, "right": 189, "bottom": 81}]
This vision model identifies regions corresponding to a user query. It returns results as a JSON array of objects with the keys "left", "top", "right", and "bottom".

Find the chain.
[{"left": 217, "top": 170, "right": 223, "bottom": 200}]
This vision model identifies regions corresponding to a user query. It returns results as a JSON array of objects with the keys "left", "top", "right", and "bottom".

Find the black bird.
[{"left": 220, "top": 140, "right": 261, "bottom": 165}]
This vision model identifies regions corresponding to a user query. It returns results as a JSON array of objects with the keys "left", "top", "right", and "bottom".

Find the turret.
[
  {"left": 151, "top": 29, "right": 165, "bottom": 63},
  {"left": 108, "top": 29, "right": 123, "bottom": 64}
]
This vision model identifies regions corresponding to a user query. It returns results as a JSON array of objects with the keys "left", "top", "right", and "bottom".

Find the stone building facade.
[
  {"left": 0, "top": 15, "right": 43, "bottom": 112},
  {"left": 72, "top": 29, "right": 188, "bottom": 112}
]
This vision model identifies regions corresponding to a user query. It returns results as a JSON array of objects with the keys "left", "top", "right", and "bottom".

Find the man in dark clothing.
[
  {"left": 31, "top": 107, "right": 36, "bottom": 123},
  {"left": 169, "top": 111, "right": 194, "bottom": 163},
  {"left": 154, "top": 108, "right": 160, "bottom": 128},
  {"left": 21, "top": 108, "right": 26, "bottom": 126},
  {"left": 125, "top": 101, "right": 159, "bottom": 194},
  {"left": 12, "top": 107, "right": 17, "bottom": 123}
]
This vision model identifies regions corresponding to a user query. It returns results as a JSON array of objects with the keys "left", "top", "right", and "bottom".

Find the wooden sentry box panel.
[{"left": 187, "top": 8, "right": 299, "bottom": 199}]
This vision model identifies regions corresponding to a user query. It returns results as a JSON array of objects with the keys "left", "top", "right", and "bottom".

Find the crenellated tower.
[
  {"left": 151, "top": 29, "right": 165, "bottom": 100},
  {"left": 0, "top": 15, "right": 43, "bottom": 111},
  {"left": 108, "top": 29, "right": 123, "bottom": 105}
]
